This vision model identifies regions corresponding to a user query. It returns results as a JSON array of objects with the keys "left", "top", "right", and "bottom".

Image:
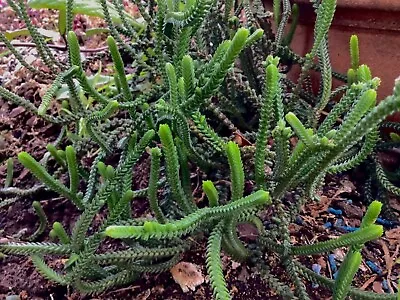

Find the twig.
[
  {"left": 0, "top": 185, "right": 45, "bottom": 196},
  {"left": 0, "top": 42, "right": 108, "bottom": 53}
]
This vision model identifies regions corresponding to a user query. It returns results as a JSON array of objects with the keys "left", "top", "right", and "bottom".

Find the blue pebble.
[
  {"left": 333, "top": 271, "right": 338, "bottom": 279},
  {"left": 312, "top": 264, "right": 322, "bottom": 274},
  {"left": 366, "top": 260, "right": 382, "bottom": 276},
  {"left": 323, "top": 222, "right": 332, "bottom": 229},
  {"left": 312, "top": 264, "right": 322, "bottom": 288},
  {"left": 328, "top": 207, "right": 343, "bottom": 215},
  {"left": 382, "top": 279, "right": 389, "bottom": 292},
  {"left": 334, "top": 219, "right": 344, "bottom": 227},
  {"left": 376, "top": 218, "right": 397, "bottom": 228},
  {"left": 338, "top": 226, "right": 359, "bottom": 232},
  {"left": 295, "top": 216, "right": 304, "bottom": 225},
  {"left": 328, "top": 254, "right": 337, "bottom": 273}
]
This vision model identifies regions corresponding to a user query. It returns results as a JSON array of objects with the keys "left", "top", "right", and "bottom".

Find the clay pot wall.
[{"left": 263, "top": 0, "right": 400, "bottom": 106}]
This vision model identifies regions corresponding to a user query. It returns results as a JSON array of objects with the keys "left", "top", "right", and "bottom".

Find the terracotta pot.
[{"left": 263, "top": 0, "right": 400, "bottom": 121}]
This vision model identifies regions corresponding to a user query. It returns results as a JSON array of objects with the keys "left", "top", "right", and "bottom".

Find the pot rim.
[{"left": 294, "top": 0, "right": 400, "bottom": 12}]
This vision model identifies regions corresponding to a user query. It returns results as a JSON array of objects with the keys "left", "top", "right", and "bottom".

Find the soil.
[{"left": 0, "top": 3, "right": 399, "bottom": 300}]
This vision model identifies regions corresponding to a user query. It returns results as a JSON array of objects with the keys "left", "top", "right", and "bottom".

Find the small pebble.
[
  {"left": 338, "top": 226, "right": 359, "bottom": 232},
  {"left": 295, "top": 216, "right": 304, "bottom": 225},
  {"left": 333, "top": 271, "right": 338, "bottom": 279},
  {"left": 366, "top": 260, "right": 382, "bottom": 276},
  {"left": 382, "top": 279, "right": 389, "bottom": 292},
  {"left": 327, "top": 207, "right": 343, "bottom": 215},
  {"left": 323, "top": 222, "right": 332, "bottom": 229},
  {"left": 334, "top": 219, "right": 344, "bottom": 227},
  {"left": 312, "top": 264, "right": 322, "bottom": 288},
  {"left": 328, "top": 254, "right": 337, "bottom": 274},
  {"left": 376, "top": 218, "right": 397, "bottom": 228}
]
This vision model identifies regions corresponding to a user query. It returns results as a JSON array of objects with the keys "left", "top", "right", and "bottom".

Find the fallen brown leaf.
[
  {"left": 336, "top": 201, "right": 363, "bottom": 219},
  {"left": 360, "top": 275, "right": 377, "bottom": 290},
  {"left": 379, "top": 240, "right": 392, "bottom": 275},
  {"left": 170, "top": 262, "right": 204, "bottom": 293},
  {"left": 19, "top": 291, "right": 28, "bottom": 300},
  {"left": 317, "top": 257, "right": 327, "bottom": 270},
  {"left": 308, "top": 195, "right": 331, "bottom": 217},
  {"left": 331, "top": 179, "right": 356, "bottom": 199},
  {"left": 232, "top": 131, "right": 253, "bottom": 147},
  {"left": 389, "top": 197, "right": 400, "bottom": 212},
  {"left": 231, "top": 261, "right": 241, "bottom": 270},
  {"left": 238, "top": 223, "right": 259, "bottom": 240},
  {"left": 9, "top": 106, "right": 26, "bottom": 118},
  {"left": 237, "top": 267, "right": 250, "bottom": 282},
  {"left": 385, "top": 228, "right": 400, "bottom": 246},
  {"left": 372, "top": 281, "right": 385, "bottom": 294}
]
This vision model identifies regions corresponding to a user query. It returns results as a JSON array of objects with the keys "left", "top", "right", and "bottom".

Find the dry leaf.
[
  {"left": 379, "top": 240, "right": 392, "bottom": 275},
  {"left": 389, "top": 197, "right": 400, "bottom": 212},
  {"left": 360, "top": 275, "right": 377, "bottom": 290},
  {"left": 232, "top": 131, "right": 252, "bottom": 147},
  {"left": 359, "top": 262, "right": 368, "bottom": 272},
  {"left": 170, "top": 262, "right": 204, "bottom": 292},
  {"left": 308, "top": 195, "right": 331, "bottom": 217},
  {"left": 372, "top": 281, "right": 385, "bottom": 294},
  {"left": 237, "top": 223, "right": 258, "bottom": 240},
  {"left": 317, "top": 257, "right": 327, "bottom": 270},
  {"left": 38, "top": 84, "right": 50, "bottom": 99},
  {"left": 336, "top": 201, "right": 363, "bottom": 219},
  {"left": 136, "top": 289, "right": 151, "bottom": 300},
  {"left": 231, "top": 261, "right": 241, "bottom": 270},
  {"left": 332, "top": 179, "right": 356, "bottom": 199},
  {"left": 9, "top": 106, "right": 26, "bottom": 118},
  {"left": 385, "top": 228, "right": 400, "bottom": 246},
  {"left": 237, "top": 267, "right": 250, "bottom": 282}
]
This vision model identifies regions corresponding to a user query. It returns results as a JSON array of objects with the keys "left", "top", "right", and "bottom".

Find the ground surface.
[{"left": 0, "top": 3, "right": 399, "bottom": 300}]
